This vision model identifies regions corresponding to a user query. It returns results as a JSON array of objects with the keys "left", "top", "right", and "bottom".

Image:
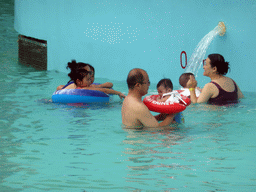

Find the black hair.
[
  {"left": 208, "top": 54, "right": 230, "bottom": 75},
  {"left": 127, "top": 69, "right": 144, "bottom": 89},
  {"left": 66, "top": 60, "right": 91, "bottom": 85},
  {"left": 87, "top": 64, "right": 95, "bottom": 75},
  {"left": 179, "top": 73, "right": 194, "bottom": 88},
  {"left": 157, "top": 78, "right": 173, "bottom": 90}
]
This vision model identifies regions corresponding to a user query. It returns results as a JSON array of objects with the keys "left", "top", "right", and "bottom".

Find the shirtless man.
[{"left": 121, "top": 68, "right": 175, "bottom": 128}]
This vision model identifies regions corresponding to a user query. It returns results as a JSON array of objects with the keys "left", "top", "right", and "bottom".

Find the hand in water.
[
  {"left": 166, "top": 113, "right": 176, "bottom": 123},
  {"left": 187, "top": 75, "right": 197, "bottom": 88},
  {"left": 118, "top": 92, "right": 126, "bottom": 99}
]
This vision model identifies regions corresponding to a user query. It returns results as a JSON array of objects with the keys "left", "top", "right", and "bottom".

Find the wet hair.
[
  {"left": 66, "top": 60, "right": 91, "bottom": 85},
  {"left": 208, "top": 54, "right": 230, "bottom": 75},
  {"left": 87, "top": 64, "right": 95, "bottom": 76},
  {"left": 179, "top": 73, "right": 194, "bottom": 88},
  {"left": 127, "top": 69, "right": 145, "bottom": 89},
  {"left": 157, "top": 78, "right": 173, "bottom": 90}
]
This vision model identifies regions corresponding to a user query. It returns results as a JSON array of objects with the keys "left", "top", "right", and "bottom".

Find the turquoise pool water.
[{"left": 1, "top": 1, "right": 256, "bottom": 191}]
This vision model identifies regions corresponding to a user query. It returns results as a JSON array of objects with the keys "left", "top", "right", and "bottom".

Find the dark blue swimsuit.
[
  {"left": 61, "top": 81, "right": 74, "bottom": 89},
  {"left": 208, "top": 81, "right": 238, "bottom": 105}
]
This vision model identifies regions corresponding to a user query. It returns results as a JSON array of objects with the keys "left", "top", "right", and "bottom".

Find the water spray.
[{"left": 184, "top": 22, "right": 226, "bottom": 76}]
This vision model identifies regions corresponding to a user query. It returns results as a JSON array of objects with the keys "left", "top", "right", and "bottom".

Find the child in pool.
[
  {"left": 156, "top": 78, "right": 184, "bottom": 123},
  {"left": 56, "top": 61, "right": 113, "bottom": 90},
  {"left": 179, "top": 73, "right": 201, "bottom": 97},
  {"left": 83, "top": 64, "right": 113, "bottom": 88},
  {"left": 156, "top": 78, "right": 173, "bottom": 102},
  {"left": 58, "top": 60, "right": 125, "bottom": 99}
]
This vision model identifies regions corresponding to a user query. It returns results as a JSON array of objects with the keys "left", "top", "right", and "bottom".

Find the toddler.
[
  {"left": 156, "top": 78, "right": 173, "bottom": 102},
  {"left": 179, "top": 73, "right": 201, "bottom": 97}
]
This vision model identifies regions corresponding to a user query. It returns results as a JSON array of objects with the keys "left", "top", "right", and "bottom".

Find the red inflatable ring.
[{"left": 143, "top": 92, "right": 191, "bottom": 114}]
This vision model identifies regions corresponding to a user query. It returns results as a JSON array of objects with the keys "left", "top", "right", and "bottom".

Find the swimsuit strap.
[
  {"left": 210, "top": 81, "right": 223, "bottom": 90},
  {"left": 231, "top": 80, "right": 238, "bottom": 92},
  {"left": 208, "top": 80, "right": 238, "bottom": 105},
  {"left": 62, "top": 81, "right": 74, "bottom": 89},
  {"left": 210, "top": 80, "right": 237, "bottom": 93}
]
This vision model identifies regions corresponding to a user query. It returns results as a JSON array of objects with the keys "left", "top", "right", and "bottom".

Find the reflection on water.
[
  {"left": 119, "top": 100, "right": 256, "bottom": 190},
  {"left": 1, "top": 0, "right": 256, "bottom": 191},
  {"left": 122, "top": 128, "right": 191, "bottom": 180}
]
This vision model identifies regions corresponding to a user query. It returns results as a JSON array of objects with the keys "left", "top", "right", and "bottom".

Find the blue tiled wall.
[{"left": 14, "top": 0, "right": 256, "bottom": 92}]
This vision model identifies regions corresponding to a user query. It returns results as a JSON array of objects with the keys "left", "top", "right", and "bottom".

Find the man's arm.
[
  {"left": 137, "top": 104, "right": 174, "bottom": 127},
  {"left": 158, "top": 114, "right": 176, "bottom": 126},
  {"left": 155, "top": 113, "right": 167, "bottom": 121}
]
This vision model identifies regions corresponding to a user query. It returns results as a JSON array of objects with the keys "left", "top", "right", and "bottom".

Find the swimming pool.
[{"left": 1, "top": 1, "right": 256, "bottom": 191}]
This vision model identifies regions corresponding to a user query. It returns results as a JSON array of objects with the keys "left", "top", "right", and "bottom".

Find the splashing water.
[{"left": 185, "top": 22, "right": 226, "bottom": 76}]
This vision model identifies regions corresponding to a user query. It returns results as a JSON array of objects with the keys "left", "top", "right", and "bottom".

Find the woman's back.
[
  {"left": 212, "top": 76, "right": 236, "bottom": 92},
  {"left": 208, "top": 77, "right": 238, "bottom": 105}
]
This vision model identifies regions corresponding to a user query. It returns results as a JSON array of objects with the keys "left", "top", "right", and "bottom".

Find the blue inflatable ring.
[{"left": 52, "top": 89, "right": 110, "bottom": 103}]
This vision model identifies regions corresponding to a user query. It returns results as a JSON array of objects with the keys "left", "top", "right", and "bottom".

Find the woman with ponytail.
[
  {"left": 187, "top": 54, "right": 243, "bottom": 105},
  {"left": 56, "top": 61, "right": 113, "bottom": 90},
  {"left": 61, "top": 60, "right": 125, "bottom": 99}
]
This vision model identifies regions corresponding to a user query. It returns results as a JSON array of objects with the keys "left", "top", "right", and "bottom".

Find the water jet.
[{"left": 185, "top": 22, "right": 226, "bottom": 76}]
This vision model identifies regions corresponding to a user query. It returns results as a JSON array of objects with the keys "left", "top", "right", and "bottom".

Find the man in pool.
[{"left": 121, "top": 68, "right": 176, "bottom": 128}]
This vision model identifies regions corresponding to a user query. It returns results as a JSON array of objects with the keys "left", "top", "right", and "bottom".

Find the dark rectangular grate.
[{"left": 18, "top": 35, "right": 47, "bottom": 70}]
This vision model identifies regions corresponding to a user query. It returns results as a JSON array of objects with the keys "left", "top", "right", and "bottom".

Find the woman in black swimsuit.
[{"left": 187, "top": 54, "right": 244, "bottom": 105}]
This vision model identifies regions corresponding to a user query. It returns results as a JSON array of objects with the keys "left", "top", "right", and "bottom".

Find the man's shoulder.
[{"left": 123, "top": 95, "right": 147, "bottom": 111}]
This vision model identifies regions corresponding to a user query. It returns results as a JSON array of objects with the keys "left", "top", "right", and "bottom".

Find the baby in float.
[
  {"left": 143, "top": 74, "right": 200, "bottom": 123},
  {"left": 156, "top": 78, "right": 174, "bottom": 102},
  {"left": 178, "top": 73, "right": 201, "bottom": 98},
  {"left": 156, "top": 73, "right": 201, "bottom": 103}
]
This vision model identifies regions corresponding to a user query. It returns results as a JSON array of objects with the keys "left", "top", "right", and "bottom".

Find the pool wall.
[{"left": 14, "top": 0, "right": 256, "bottom": 92}]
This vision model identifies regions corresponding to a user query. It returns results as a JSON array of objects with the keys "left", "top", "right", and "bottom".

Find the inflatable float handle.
[{"left": 163, "top": 91, "right": 187, "bottom": 106}]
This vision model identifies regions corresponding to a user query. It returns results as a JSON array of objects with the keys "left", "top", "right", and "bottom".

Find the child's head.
[
  {"left": 179, "top": 73, "right": 194, "bottom": 88},
  {"left": 66, "top": 60, "right": 93, "bottom": 87},
  {"left": 157, "top": 78, "right": 173, "bottom": 97},
  {"left": 87, "top": 64, "right": 95, "bottom": 83}
]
